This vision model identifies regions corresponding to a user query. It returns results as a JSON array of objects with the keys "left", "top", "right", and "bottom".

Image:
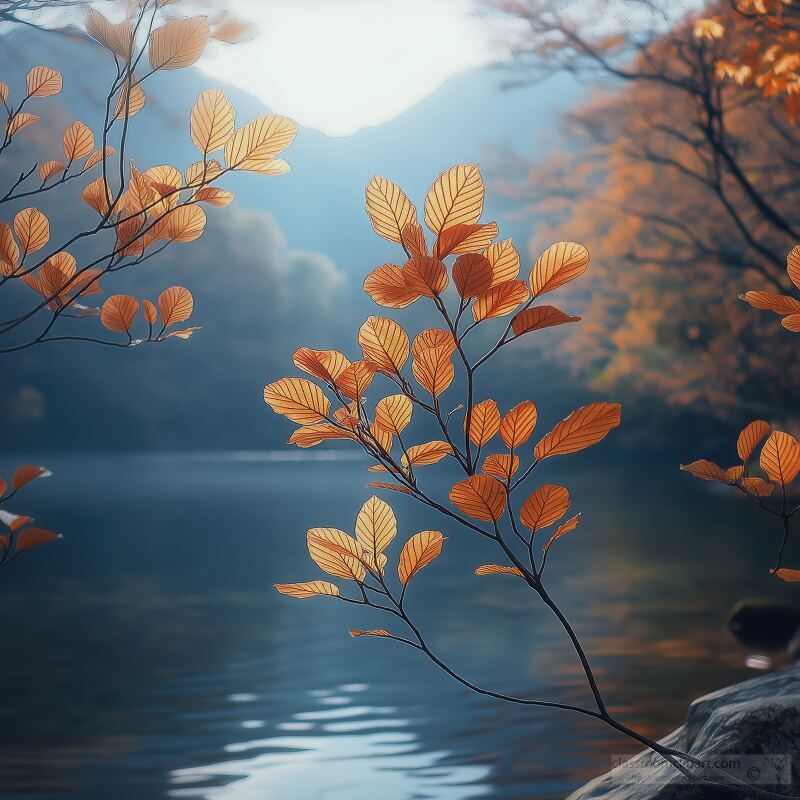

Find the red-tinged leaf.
[
  {"left": 449, "top": 475, "right": 506, "bottom": 522},
  {"left": 350, "top": 629, "right": 392, "bottom": 638},
  {"left": 12, "top": 464, "right": 51, "bottom": 492},
  {"left": 781, "top": 314, "right": 800, "bottom": 333},
  {"left": 472, "top": 280, "right": 529, "bottom": 322},
  {"left": 543, "top": 513, "right": 581, "bottom": 553},
  {"left": 15, "top": 527, "right": 62, "bottom": 554},
  {"left": 680, "top": 459, "right": 728, "bottom": 482},
  {"left": 534, "top": 403, "right": 621, "bottom": 460},
  {"left": 466, "top": 399, "right": 501, "bottom": 446},
  {"left": 739, "top": 291, "right": 800, "bottom": 315},
  {"left": 10, "top": 515, "right": 32, "bottom": 532},
  {"left": 435, "top": 222, "right": 498, "bottom": 259},
  {"left": 775, "top": 568, "right": 800, "bottom": 582},
  {"left": 474, "top": 564, "right": 523, "bottom": 577},
  {"left": 293, "top": 348, "right": 351, "bottom": 385},
  {"left": 512, "top": 306, "right": 581, "bottom": 337},
  {"left": 520, "top": 484, "right": 570, "bottom": 531},
  {"left": 737, "top": 420, "right": 771, "bottom": 462},
  {"left": 401, "top": 222, "right": 428, "bottom": 258},
  {"left": 363, "top": 263, "right": 420, "bottom": 309},
  {"left": 403, "top": 255, "right": 448, "bottom": 297},
  {"left": 741, "top": 477, "right": 774, "bottom": 496},
  {"left": 452, "top": 253, "right": 493, "bottom": 298},
  {"left": 0, "top": 478, "right": 6, "bottom": 498}
]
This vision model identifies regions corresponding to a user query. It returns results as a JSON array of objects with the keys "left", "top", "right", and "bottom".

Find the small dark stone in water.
[{"left": 728, "top": 599, "right": 800, "bottom": 650}]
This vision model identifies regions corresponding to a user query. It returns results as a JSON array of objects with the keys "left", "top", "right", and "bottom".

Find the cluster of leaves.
[
  {"left": 0, "top": 465, "right": 59, "bottom": 565},
  {"left": 268, "top": 164, "right": 621, "bottom": 628},
  {"left": 740, "top": 244, "right": 800, "bottom": 332},
  {"left": 698, "top": 0, "right": 800, "bottom": 122}
]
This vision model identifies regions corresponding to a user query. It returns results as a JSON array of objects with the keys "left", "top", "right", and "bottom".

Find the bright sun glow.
[{"left": 201, "top": 0, "right": 492, "bottom": 138}]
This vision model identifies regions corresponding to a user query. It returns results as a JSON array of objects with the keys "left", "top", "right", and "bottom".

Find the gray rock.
[{"left": 568, "top": 665, "right": 800, "bottom": 799}]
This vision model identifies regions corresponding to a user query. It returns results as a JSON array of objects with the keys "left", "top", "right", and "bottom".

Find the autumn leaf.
[
  {"left": 157, "top": 286, "right": 193, "bottom": 329},
  {"left": 424, "top": 164, "right": 484, "bottom": 234},
  {"left": 224, "top": 114, "right": 296, "bottom": 171},
  {"left": 27, "top": 66, "right": 62, "bottom": 97},
  {"left": 680, "top": 460, "right": 729, "bottom": 482},
  {"left": 307, "top": 528, "right": 366, "bottom": 581},
  {"left": 482, "top": 453, "right": 519, "bottom": 481},
  {"left": 782, "top": 315, "right": 800, "bottom": 332},
  {"left": 401, "top": 440, "right": 453, "bottom": 467},
  {"left": 499, "top": 401, "right": 537, "bottom": 449},
  {"left": 760, "top": 431, "right": 800, "bottom": 486},
  {"left": 114, "top": 81, "right": 145, "bottom": 119},
  {"left": 39, "top": 161, "right": 66, "bottom": 183},
  {"left": 398, "top": 530, "right": 444, "bottom": 584},
  {"left": 737, "top": 420, "right": 771, "bottom": 462},
  {"left": 534, "top": 403, "right": 621, "bottom": 460},
  {"left": 453, "top": 253, "right": 493, "bottom": 298},
  {"left": 374, "top": 394, "right": 413, "bottom": 435},
  {"left": 191, "top": 88, "right": 235, "bottom": 154},
  {"left": 484, "top": 239, "right": 520, "bottom": 286},
  {"left": 787, "top": 245, "right": 800, "bottom": 290},
  {"left": 512, "top": 306, "right": 581, "bottom": 337},
  {"left": 412, "top": 345, "right": 454, "bottom": 397},
  {"left": 530, "top": 242, "right": 589, "bottom": 297},
  {"left": 85, "top": 9, "right": 133, "bottom": 61},
  {"left": 403, "top": 255, "right": 448, "bottom": 297},
  {"left": 143, "top": 300, "right": 157, "bottom": 326},
  {"left": 13, "top": 208, "right": 49, "bottom": 255},
  {"left": 543, "top": 513, "right": 581, "bottom": 553},
  {"left": 63, "top": 121, "right": 94, "bottom": 162},
  {"left": 336, "top": 360, "right": 378, "bottom": 401},
  {"left": 288, "top": 423, "right": 354, "bottom": 448},
  {"left": 358, "top": 316, "right": 409, "bottom": 375},
  {"left": 472, "top": 280, "right": 529, "bottom": 322},
  {"left": 365, "top": 176, "right": 416, "bottom": 243},
  {"left": 449, "top": 475, "right": 506, "bottom": 522},
  {"left": 275, "top": 580, "right": 340, "bottom": 598},
  {"left": 293, "top": 348, "right": 351, "bottom": 386},
  {"left": 741, "top": 477, "right": 774, "bottom": 497},
  {"left": 100, "top": 295, "right": 139, "bottom": 335},
  {"left": 164, "top": 206, "right": 206, "bottom": 243},
  {"left": 350, "top": 629, "right": 392, "bottom": 638},
  {"left": 467, "top": 399, "right": 501, "bottom": 446},
  {"left": 475, "top": 564, "right": 523, "bottom": 577},
  {"left": 520, "top": 484, "right": 570, "bottom": 531},
  {"left": 7, "top": 113, "right": 39, "bottom": 137},
  {"left": 149, "top": 17, "right": 209, "bottom": 70},
  {"left": 0, "top": 223, "right": 19, "bottom": 269},
  {"left": 15, "top": 528, "right": 62, "bottom": 554},
  {"left": 264, "top": 377, "right": 330, "bottom": 424},
  {"left": 739, "top": 291, "right": 800, "bottom": 315},
  {"left": 412, "top": 328, "right": 456, "bottom": 357},
  {"left": 12, "top": 464, "right": 51, "bottom": 492},
  {"left": 435, "top": 222, "right": 498, "bottom": 259},
  {"left": 363, "top": 263, "right": 420, "bottom": 309},
  {"left": 775, "top": 568, "right": 800, "bottom": 583},
  {"left": 355, "top": 495, "right": 397, "bottom": 561}
]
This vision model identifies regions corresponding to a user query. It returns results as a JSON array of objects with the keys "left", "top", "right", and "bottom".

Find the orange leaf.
[
  {"left": 195, "top": 187, "right": 234, "bottom": 207},
  {"left": 363, "top": 263, "right": 420, "bottom": 309},
  {"left": 739, "top": 291, "right": 800, "bottom": 315},
  {"left": 760, "top": 431, "right": 800, "bottom": 486},
  {"left": 149, "top": 17, "right": 209, "bottom": 70},
  {"left": 164, "top": 206, "right": 206, "bottom": 243},
  {"left": 484, "top": 239, "right": 520, "bottom": 286},
  {"left": 775, "top": 568, "right": 800, "bottom": 582},
  {"left": 336, "top": 360, "right": 378, "bottom": 402},
  {"left": 275, "top": 580, "right": 340, "bottom": 598},
  {"left": 85, "top": 9, "right": 133, "bottom": 61},
  {"left": 534, "top": 402, "right": 621, "bottom": 460},
  {"left": 100, "top": 295, "right": 139, "bottom": 334},
  {"left": 475, "top": 564, "right": 523, "bottom": 577},
  {"left": 368, "top": 481, "right": 412, "bottom": 495},
  {"left": 512, "top": 306, "right": 581, "bottom": 336},
  {"left": 293, "top": 348, "right": 351, "bottom": 385},
  {"left": 27, "top": 66, "right": 62, "bottom": 97},
  {"left": 365, "top": 176, "right": 416, "bottom": 243},
  {"left": 0, "top": 478, "right": 6, "bottom": 498},
  {"left": 412, "top": 345, "right": 454, "bottom": 397},
  {"left": 424, "top": 164, "right": 484, "bottom": 234},
  {"left": 0, "top": 223, "right": 20, "bottom": 268},
  {"left": 472, "top": 280, "right": 529, "bottom": 322},
  {"left": 374, "top": 394, "right": 413, "bottom": 435},
  {"left": 63, "top": 121, "right": 94, "bottom": 162},
  {"left": 114, "top": 81, "right": 145, "bottom": 120},
  {"left": 543, "top": 513, "right": 581, "bottom": 553},
  {"left": 482, "top": 453, "right": 519, "bottom": 481},
  {"left": 7, "top": 112, "right": 39, "bottom": 137},
  {"left": 435, "top": 222, "right": 498, "bottom": 259},
  {"left": 401, "top": 222, "right": 428, "bottom": 258},
  {"left": 782, "top": 314, "right": 800, "bottom": 332},
  {"left": 143, "top": 300, "right": 157, "bottom": 326},
  {"left": 449, "top": 475, "right": 506, "bottom": 522},
  {"left": 398, "top": 530, "right": 444, "bottom": 584},
  {"left": 741, "top": 477, "right": 774, "bottom": 496},
  {"left": 499, "top": 401, "right": 537, "bottom": 449},
  {"left": 737, "top": 420, "right": 771, "bottom": 461},
  {"left": 84, "top": 146, "right": 115, "bottom": 171},
  {"left": 11, "top": 464, "right": 51, "bottom": 492},
  {"left": 15, "top": 528, "right": 61, "bottom": 554},
  {"left": 452, "top": 253, "right": 493, "bottom": 298},
  {"left": 157, "top": 286, "right": 193, "bottom": 328},
  {"left": 39, "top": 161, "right": 66, "bottom": 183},
  {"left": 358, "top": 316, "right": 409, "bottom": 374},
  {"left": 412, "top": 328, "right": 456, "bottom": 357},
  {"left": 402, "top": 440, "right": 453, "bottom": 467},
  {"left": 403, "top": 255, "right": 448, "bottom": 297},
  {"left": 787, "top": 245, "right": 800, "bottom": 291},
  {"left": 13, "top": 208, "right": 49, "bottom": 255},
  {"left": 264, "top": 377, "right": 330, "bottom": 424},
  {"left": 520, "top": 484, "right": 570, "bottom": 531},
  {"left": 530, "top": 241, "right": 589, "bottom": 297},
  {"left": 467, "top": 399, "right": 500, "bottom": 446},
  {"left": 680, "top": 460, "right": 728, "bottom": 482},
  {"left": 307, "top": 527, "right": 365, "bottom": 581},
  {"left": 288, "top": 423, "right": 354, "bottom": 448},
  {"left": 163, "top": 327, "right": 201, "bottom": 341},
  {"left": 191, "top": 88, "right": 235, "bottom": 154}
]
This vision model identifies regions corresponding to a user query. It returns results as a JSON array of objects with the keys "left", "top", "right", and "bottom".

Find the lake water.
[{"left": 0, "top": 451, "right": 795, "bottom": 800}]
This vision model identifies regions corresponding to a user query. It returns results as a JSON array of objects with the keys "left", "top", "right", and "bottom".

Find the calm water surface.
[{"left": 0, "top": 451, "right": 794, "bottom": 800}]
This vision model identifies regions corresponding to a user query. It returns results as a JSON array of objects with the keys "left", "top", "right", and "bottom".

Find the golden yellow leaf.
[
  {"left": 39, "top": 161, "right": 66, "bottom": 183},
  {"left": 114, "top": 81, "right": 145, "bottom": 119},
  {"left": 63, "top": 121, "right": 94, "bottom": 162},
  {"left": 472, "top": 280, "right": 529, "bottom": 322},
  {"left": 482, "top": 453, "right": 519, "bottom": 481},
  {"left": 288, "top": 423, "right": 354, "bottom": 448},
  {"left": 374, "top": 394, "right": 413, "bottom": 435},
  {"left": 275, "top": 581, "right": 340, "bottom": 598},
  {"left": 680, "top": 459, "right": 728, "bottom": 482},
  {"left": 520, "top": 484, "right": 570, "bottom": 531},
  {"left": 358, "top": 316, "right": 409, "bottom": 374},
  {"left": 543, "top": 513, "right": 581, "bottom": 553},
  {"left": 355, "top": 495, "right": 397, "bottom": 558},
  {"left": 449, "top": 475, "right": 506, "bottom": 522},
  {"left": 100, "top": 294, "right": 139, "bottom": 334},
  {"left": 398, "top": 530, "right": 444, "bottom": 584},
  {"left": 264, "top": 377, "right": 330, "bottom": 424},
  {"left": 412, "top": 345, "right": 454, "bottom": 397},
  {"left": 7, "top": 112, "right": 39, "bottom": 137},
  {"left": 165, "top": 205, "right": 206, "bottom": 243},
  {"left": 737, "top": 420, "right": 771, "bottom": 462},
  {"left": 15, "top": 528, "right": 62, "bottom": 554},
  {"left": 530, "top": 241, "right": 589, "bottom": 297},
  {"left": 367, "top": 481, "right": 413, "bottom": 495},
  {"left": 739, "top": 291, "right": 800, "bottom": 315},
  {"left": 693, "top": 17, "right": 725, "bottom": 40},
  {"left": 412, "top": 328, "right": 456, "bottom": 357},
  {"left": 484, "top": 239, "right": 520, "bottom": 286},
  {"left": 511, "top": 306, "right": 581, "bottom": 337},
  {"left": 149, "top": 17, "right": 209, "bottom": 70},
  {"left": 424, "top": 164, "right": 483, "bottom": 234},
  {"left": 363, "top": 263, "right": 420, "bottom": 309},
  {"left": 224, "top": 114, "right": 296, "bottom": 171},
  {"left": 401, "top": 222, "right": 428, "bottom": 258},
  {"left": 760, "top": 431, "right": 800, "bottom": 486},
  {"left": 85, "top": 9, "right": 133, "bottom": 61},
  {"left": 191, "top": 88, "right": 235, "bottom": 154},
  {"left": 336, "top": 360, "right": 378, "bottom": 401},
  {"left": 434, "top": 222, "right": 498, "bottom": 259},
  {"left": 307, "top": 527, "right": 365, "bottom": 581},
  {"left": 11, "top": 464, "right": 51, "bottom": 491},
  {"left": 27, "top": 66, "right": 62, "bottom": 98},
  {"left": 787, "top": 245, "right": 800, "bottom": 290},
  {"left": 453, "top": 253, "right": 493, "bottom": 298},
  {"left": 242, "top": 158, "right": 291, "bottom": 175},
  {"left": 13, "top": 207, "right": 49, "bottom": 254},
  {"left": 370, "top": 423, "right": 393, "bottom": 454},
  {"left": 403, "top": 255, "right": 448, "bottom": 297},
  {"left": 158, "top": 286, "right": 193, "bottom": 328},
  {"left": 534, "top": 403, "right": 621, "bottom": 460},
  {"left": 499, "top": 401, "right": 537, "bottom": 449},
  {"left": 475, "top": 564, "right": 523, "bottom": 577},
  {"left": 293, "top": 348, "right": 351, "bottom": 385},
  {"left": 467, "top": 399, "right": 500, "bottom": 446},
  {"left": 402, "top": 440, "right": 453, "bottom": 467},
  {"left": 365, "top": 176, "right": 416, "bottom": 243},
  {"left": 775, "top": 568, "right": 800, "bottom": 583}
]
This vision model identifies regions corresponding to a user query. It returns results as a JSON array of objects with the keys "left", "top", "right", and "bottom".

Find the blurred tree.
[{"left": 491, "top": 0, "right": 800, "bottom": 417}]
